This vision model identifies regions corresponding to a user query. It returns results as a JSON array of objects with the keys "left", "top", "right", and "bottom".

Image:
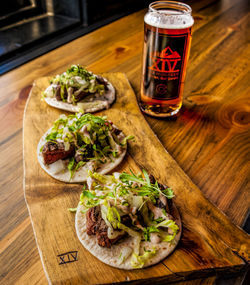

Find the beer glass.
[{"left": 140, "top": 1, "right": 194, "bottom": 117}]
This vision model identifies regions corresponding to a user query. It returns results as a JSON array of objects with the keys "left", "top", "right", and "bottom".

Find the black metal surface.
[
  {"left": 1, "top": 0, "right": 33, "bottom": 17},
  {"left": 0, "top": 15, "right": 79, "bottom": 58},
  {"left": 242, "top": 268, "right": 250, "bottom": 285},
  {"left": 46, "top": 0, "right": 80, "bottom": 19},
  {"left": 84, "top": 0, "right": 151, "bottom": 25},
  {"left": 0, "top": 0, "right": 151, "bottom": 75},
  {"left": 0, "top": 10, "right": 139, "bottom": 75},
  {"left": 0, "top": 0, "right": 45, "bottom": 28}
]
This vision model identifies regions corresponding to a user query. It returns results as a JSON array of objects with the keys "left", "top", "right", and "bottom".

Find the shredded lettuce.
[
  {"left": 42, "top": 113, "right": 132, "bottom": 178},
  {"left": 162, "top": 234, "right": 176, "bottom": 242},
  {"left": 79, "top": 187, "right": 100, "bottom": 210},
  {"left": 156, "top": 219, "right": 179, "bottom": 242},
  {"left": 48, "top": 65, "right": 105, "bottom": 100},
  {"left": 88, "top": 170, "right": 116, "bottom": 185},
  {"left": 75, "top": 161, "right": 86, "bottom": 171},
  {"left": 120, "top": 169, "right": 174, "bottom": 200},
  {"left": 129, "top": 195, "right": 143, "bottom": 209},
  {"left": 72, "top": 170, "right": 179, "bottom": 268},
  {"left": 68, "top": 208, "right": 77, "bottom": 212},
  {"left": 107, "top": 206, "right": 121, "bottom": 229},
  {"left": 120, "top": 135, "right": 135, "bottom": 146},
  {"left": 67, "top": 157, "right": 75, "bottom": 179},
  {"left": 131, "top": 247, "right": 157, "bottom": 268},
  {"left": 105, "top": 205, "right": 142, "bottom": 254},
  {"left": 156, "top": 219, "right": 179, "bottom": 231},
  {"left": 100, "top": 204, "right": 116, "bottom": 238}
]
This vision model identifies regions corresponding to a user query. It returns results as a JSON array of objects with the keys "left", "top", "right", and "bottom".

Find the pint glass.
[{"left": 140, "top": 1, "right": 194, "bottom": 117}]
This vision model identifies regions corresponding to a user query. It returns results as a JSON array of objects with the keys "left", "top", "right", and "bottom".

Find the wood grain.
[
  {"left": 23, "top": 73, "right": 248, "bottom": 284},
  {"left": 0, "top": 0, "right": 249, "bottom": 284}
]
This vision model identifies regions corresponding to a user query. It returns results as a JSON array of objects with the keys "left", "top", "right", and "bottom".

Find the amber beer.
[{"left": 140, "top": 1, "right": 194, "bottom": 117}]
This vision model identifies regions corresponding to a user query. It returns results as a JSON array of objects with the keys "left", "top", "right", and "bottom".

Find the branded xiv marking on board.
[{"left": 57, "top": 251, "right": 78, "bottom": 265}]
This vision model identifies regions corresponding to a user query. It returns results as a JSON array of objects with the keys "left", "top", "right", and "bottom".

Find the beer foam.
[{"left": 145, "top": 10, "right": 194, "bottom": 29}]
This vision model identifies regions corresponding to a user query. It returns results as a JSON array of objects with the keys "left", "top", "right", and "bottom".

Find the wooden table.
[{"left": 0, "top": 0, "right": 249, "bottom": 284}]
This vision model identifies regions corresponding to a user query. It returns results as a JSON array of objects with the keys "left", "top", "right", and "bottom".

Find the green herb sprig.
[{"left": 119, "top": 169, "right": 174, "bottom": 200}]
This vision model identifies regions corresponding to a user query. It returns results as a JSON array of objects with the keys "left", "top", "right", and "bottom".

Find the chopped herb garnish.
[
  {"left": 71, "top": 170, "right": 179, "bottom": 268},
  {"left": 143, "top": 226, "right": 159, "bottom": 241},
  {"left": 43, "top": 65, "right": 107, "bottom": 102},
  {"left": 68, "top": 157, "right": 75, "bottom": 179},
  {"left": 120, "top": 169, "right": 174, "bottom": 200},
  {"left": 154, "top": 217, "right": 164, "bottom": 223},
  {"left": 82, "top": 190, "right": 96, "bottom": 199},
  {"left": 41, "top": 112, "right": 133, "bottom": 179},
  {"left": 45, "top": 132, "right": 58, "bottom": 141}
]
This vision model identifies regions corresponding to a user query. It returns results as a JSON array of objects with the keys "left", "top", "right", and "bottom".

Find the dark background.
[{"left": 0, "top": 0, "right": 151, "bottom": 74}]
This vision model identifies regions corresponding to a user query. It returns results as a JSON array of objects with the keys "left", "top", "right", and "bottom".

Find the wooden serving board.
[{"left": 23, "top": 73, "right": 249, "bottom": 284}]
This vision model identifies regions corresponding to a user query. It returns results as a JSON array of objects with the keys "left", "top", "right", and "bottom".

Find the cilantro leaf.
[
  {"left": 82, "top": 190, "right": 96, "bottom": 199},
  {"left": 45, "top": 132, "right": 58, "bottom": 141},
  {"left": 67, "top": 157, "right": 75, "bottom": 179},
  {"left": 142, "top": 169, "right": 151, "bottom": 186},
  {"left": 143, "top": 226, "right": 159, "bottom": 241}
]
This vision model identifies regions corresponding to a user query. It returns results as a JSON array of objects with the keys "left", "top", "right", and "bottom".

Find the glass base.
[{"left": 139, "top": 102, "right": 182, "bottom": 118}]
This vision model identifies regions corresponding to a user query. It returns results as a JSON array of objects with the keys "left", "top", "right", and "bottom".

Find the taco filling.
[
  {"left": 43, "top": 65, "right": 115, "bottom": 113},
  {"left": 75, "top": 170, "right": 181, "bottom": 269},
  {"left": 37, "top": 113, "right": 132, "bottom": 182}
]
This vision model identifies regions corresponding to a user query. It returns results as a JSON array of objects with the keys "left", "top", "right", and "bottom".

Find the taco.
[
  {"left": 43, "top": 65, "right": 115, "bottom": 113},
  {"left": 75, "top": 170, "right": 181, "bottom": 269},
  {"left": 37, "top": 113, "right": 132, "bottom": 182}
]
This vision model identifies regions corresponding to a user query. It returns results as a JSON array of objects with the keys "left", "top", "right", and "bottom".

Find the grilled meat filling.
[
  {"left": 54, "top": 75, "right": 108, "bottom": 103},
  {"left": 42, "top": 141, "right": 75, "bottom": 164},
  {"left": 86, "top": 205, "right": 126, "bottom": 248},
  {"left": 149, "top": 175, "right": 172, "bottom": 214},
  {"left": 54, "top": 85, "right": 68, "bottom": 101},
  {"left": 54, "top": 85, "right": 87, "bottom": 103},
  {"left": 73, "top": 90, "right": 89, "bottom": 103},
  {"left": 96, "top": 75, "right": 109, "bottom": 89}
]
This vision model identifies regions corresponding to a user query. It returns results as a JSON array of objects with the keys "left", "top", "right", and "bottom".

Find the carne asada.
[
  {"left": 75, "top": 170, "right": 181, "bottom": 269},
  {"left": 43, "top": 65, "right": 115, "bottom": 113},
  {"left": 37, "top": 113, "right": 133, "bottom": 182}
]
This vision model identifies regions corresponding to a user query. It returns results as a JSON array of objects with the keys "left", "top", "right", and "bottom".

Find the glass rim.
[{"left": 149, "top": 1, "right": 192, "bottom": 15}]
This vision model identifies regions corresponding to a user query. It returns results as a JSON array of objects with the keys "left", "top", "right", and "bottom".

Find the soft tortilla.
[
  {"left": 75, "top": 203, "right": 182, "bottom": 269},
  {"left": 37, "top": 127, "right": 126, "bottom": 183},
  {"left": 44, "top": 79, "right": 115, "bottom": 113}
]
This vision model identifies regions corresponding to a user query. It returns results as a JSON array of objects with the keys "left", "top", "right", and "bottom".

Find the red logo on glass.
[
  {"left": 156, "top": 84, "right": 167, "bottom": 94},
  {"left": 149, "top": 47, "right": 181, "bottom": 75}
]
